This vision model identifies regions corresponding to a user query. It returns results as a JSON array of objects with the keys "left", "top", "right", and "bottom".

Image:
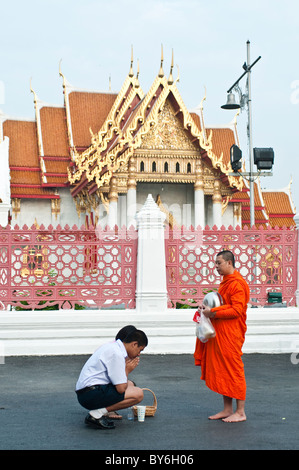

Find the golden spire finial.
[
  {"left": 58, "top": 59, "right": 66, "bottom": 89},
  {"left": 129, "top": 45, "right": 134, "bottom": 77},
  {"left": 168, "top": 49, "right": 174, "bottom": 85},
  {"left": 135, "top": 59, "right": 140, "bottom": 88},
  {"left": 158, "top": 44, "right": 164, "bottom": 77},
  {"left": 174, "top": 64, "right": 180, "bottom": 85},
  {"left": 30, "top": 77, "right": 38, "bottom": 104}
]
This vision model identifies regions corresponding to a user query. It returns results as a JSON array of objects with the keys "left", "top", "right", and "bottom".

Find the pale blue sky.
[{"left": 1, "top": 0, "right": 299, "bottom": 213}]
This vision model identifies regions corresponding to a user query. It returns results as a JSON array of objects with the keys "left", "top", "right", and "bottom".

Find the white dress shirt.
[{"left": 76, "top": 339, "right": 128, "bottom": 391}]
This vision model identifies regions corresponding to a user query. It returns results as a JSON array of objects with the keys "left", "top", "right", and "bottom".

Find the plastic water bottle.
[{"left": 127, "top": 407, "right": 134, "bottom": 420}]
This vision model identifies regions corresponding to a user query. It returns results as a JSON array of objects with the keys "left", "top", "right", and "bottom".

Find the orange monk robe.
[{"left": 194, "top": 270, "right": 250, "bottom": 401}]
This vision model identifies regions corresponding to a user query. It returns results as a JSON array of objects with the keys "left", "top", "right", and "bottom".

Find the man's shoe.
[{"left": 85, "top": 413, "right": 115, "bottom": 429}]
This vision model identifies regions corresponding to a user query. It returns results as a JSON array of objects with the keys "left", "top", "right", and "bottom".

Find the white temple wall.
[
  {"left": 137, "top": 182, "right": 194, "bottom": 227},
  {"left": 12, "top": 199, "right": 51, "bottom": 227},
  {"left": 221, "top": 204, "right": 234, "bottom": 228},
  {"left": 11, "top": 188, "right": 80, "bottom": 228}
]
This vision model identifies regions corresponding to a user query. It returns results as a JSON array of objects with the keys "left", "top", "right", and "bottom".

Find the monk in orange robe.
[{"left": 194, "top": 250, "right": 250, "bottom": 422}]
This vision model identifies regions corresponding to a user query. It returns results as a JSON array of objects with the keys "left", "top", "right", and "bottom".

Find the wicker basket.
[{"left": 133, "top": 388, "right": 157, "bottom": 417}]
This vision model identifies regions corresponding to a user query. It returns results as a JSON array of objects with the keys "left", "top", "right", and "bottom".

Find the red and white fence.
[
  {"left": 165, "top": 225, "right": 298, "bottom": 307},
  {"left": 0, "top": 224, "right": 138, "bottom": 310},
  {"left": 0, "top": 221, "right": 298, "bottom": 310}
]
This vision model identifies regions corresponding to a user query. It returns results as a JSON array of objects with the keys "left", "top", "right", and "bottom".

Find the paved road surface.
[{"left": 0, "top": 353, "right": 298, "bottom": 452}]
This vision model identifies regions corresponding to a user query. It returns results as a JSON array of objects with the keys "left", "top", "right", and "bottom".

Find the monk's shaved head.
[{"left": 216, "top": 250, "right": 235, "bottom": 267}]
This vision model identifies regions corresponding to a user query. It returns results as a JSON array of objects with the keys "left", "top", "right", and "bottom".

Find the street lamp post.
[{"left": 221, "top": 40, "right": 261, "bottom": 227}]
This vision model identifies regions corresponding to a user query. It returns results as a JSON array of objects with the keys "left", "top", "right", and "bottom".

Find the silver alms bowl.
[{"left": 202, "top": 292, "right": 223, "bottom": 308}]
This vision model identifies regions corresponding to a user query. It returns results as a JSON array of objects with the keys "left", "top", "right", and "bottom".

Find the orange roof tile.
[
  {"left": 3, "top": 119, "right": 39, "bottom": 168},
  {"left": 206, "top": 127, "right": 235, "bottom": 167},
  {"left": 262, "top": 191, "right": 296, "bottom": 227},
  {"left": 68, "top": 91, "right": 117, "bottom": 148},
  {"left": 40, "top": 106, "right": 70, "bottom": 157},
  {"left": 190, "top": 112, "right": 202, "bottom": 132},
  {"left": 10, "top": 169, "right": 41, "bottom": 185},
  {"left": 262, "top": 191, "right": 295, "bottom": 214}
]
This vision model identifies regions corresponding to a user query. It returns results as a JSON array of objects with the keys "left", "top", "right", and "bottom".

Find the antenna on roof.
[{"left": 109, "top": 75, "right": 111, "bottom": 91}]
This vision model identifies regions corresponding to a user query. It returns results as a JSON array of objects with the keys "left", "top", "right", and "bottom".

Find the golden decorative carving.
[
  {"left": 140, "top": 101, "right": 198, "bottom": 151},
  {"left": 156, "top": 194, "right": 179, "bottom": 228},
  {"left": 12, "top": 198, "right": 21, "bottom": 218},
  {"left": 127, "top": 156, "right": 137, "bottom": 189},
  {"left": 212, "top": 180, "right": 222, "bottom": 204},
  {"left": 194, "top": 159, "right": 204, "bottom": 191},
  {"left": 108, "top": 176, "right": 118, "bottom": 202},
  {"left": 51, "top": 198, "right": 61, "bottom": 220},
  {"left": 222, "top": 195, "right": 232, "bottom": 215},
  {"left": 67, "top": 55, "right": 244, "bottom": 198}
]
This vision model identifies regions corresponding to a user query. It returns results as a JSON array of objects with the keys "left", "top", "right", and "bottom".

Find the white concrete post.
[
  {"left": 107, "top": 200, "right": 118, "bottom": 228},
  {"left": 194, "top": 189, "right": 205, "bottom": 229},
  {"left": 135, "top": 194, "right": 168, "bottom": 312},
  {"left": 0, "top": 137, "right": 11, "bottom": 227},
  {"left": 194, "top": 160, "right": 205, "bottom": 228},
  {"left": 127, "top": 187, "right": 137, "bottom": 228},
  {"left": 294, "top": 213, "right": 299, "bottom": 306},
  {"left": 107, "top": 177, "right": 118, "bottom": 228},
  {"left": 212, "top": 180, "right": 222, "bottom": 227}
]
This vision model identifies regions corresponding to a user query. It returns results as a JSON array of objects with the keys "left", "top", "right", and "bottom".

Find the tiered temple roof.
[{"left": 0, "top": 51, "right": 296, "bottom": 228}]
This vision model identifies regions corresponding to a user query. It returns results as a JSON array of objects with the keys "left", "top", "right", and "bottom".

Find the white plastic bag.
[{"left": 195, "top": 311, "right": 216, "bottom": 343}]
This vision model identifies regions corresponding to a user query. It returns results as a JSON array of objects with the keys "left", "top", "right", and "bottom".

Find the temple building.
[{"left": 0, "top": 51, "right": 296, "bottom": 229}]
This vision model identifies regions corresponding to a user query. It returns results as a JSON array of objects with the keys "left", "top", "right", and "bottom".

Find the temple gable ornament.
[{"left": 140, "top": 101, "right": 198, "bottom": 151}]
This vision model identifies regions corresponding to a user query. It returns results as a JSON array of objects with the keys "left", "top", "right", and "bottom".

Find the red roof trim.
[
  {"left": 11, "top": 184, "right": 42, "bottom": 188},
  {"left": 268, "top": 214, "right": 296, "bottom": 218},
  {"left": 41, "top": 183, "right": 69, "bottom": 187},
  {"left": 11, "top": 194, "right": 59, "bottom": 199},
  {"left": 44, "top": 173, "right": 68, "bottom": 177}
]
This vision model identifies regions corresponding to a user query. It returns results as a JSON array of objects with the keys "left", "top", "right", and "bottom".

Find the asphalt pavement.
[{"left": 0, "top": 353, "right": 298, "bottom": 453}]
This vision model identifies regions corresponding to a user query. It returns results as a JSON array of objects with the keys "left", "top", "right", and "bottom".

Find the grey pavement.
[{"left": 0, "top": 353, "right": 298, "bottom": 452}]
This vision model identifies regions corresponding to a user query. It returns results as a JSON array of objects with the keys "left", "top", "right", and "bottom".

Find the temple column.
[
  {"left": 194, "top": 159, "right": 205, "bottom": 229},
  {"left": 212, "top": 179, "right": 222, "bottom": 227},
  {"left": 127, "top": 156, "right": 137, "bottom": 228},
  {"left": 107, "top": 177, "right": 118, "bottom": 228}
]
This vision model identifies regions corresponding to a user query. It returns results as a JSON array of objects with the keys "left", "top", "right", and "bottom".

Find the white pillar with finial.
[{"left": 135, "top": 194, "right": 168, "bottom": 312}]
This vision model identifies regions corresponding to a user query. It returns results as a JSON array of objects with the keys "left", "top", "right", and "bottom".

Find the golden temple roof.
[{"left": 0, "top": 51, "right": 295, "bottom": 228}]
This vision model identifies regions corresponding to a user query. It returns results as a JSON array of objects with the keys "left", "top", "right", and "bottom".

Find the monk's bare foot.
[
  {"left": 208, "top": 410, "right": 233, "bottom": 420},
  {"left": 222, "top": 411, "right": 246, "bottom": 423}
]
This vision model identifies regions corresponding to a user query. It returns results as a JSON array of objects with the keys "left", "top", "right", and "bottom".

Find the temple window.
[
  {"left": 176, "top": 162, "right": 180, "bottom": 173},
  {"left": 152, "top": 161, "right": 157, "bottom": 172},
  {"left": 140, "top": 161, "right": 144, "bottom": 172},
  {"left": 187, "top": 162, "right": 191, "bottom": 173},
  {"left": 164, "top": 162, "right": 169, "bottom": 173}
]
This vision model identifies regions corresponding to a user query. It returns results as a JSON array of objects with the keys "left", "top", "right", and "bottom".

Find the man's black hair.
[
  {"left": 115, "top": 325, "right": 137, "bottom": 342},
  {"left": 124, "top": 329, "right": 148, "bottom": 347}
]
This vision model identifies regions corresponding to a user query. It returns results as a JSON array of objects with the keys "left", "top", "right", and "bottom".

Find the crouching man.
[{"left": 75, "top": 329, "right": 148, "bottom": 429}]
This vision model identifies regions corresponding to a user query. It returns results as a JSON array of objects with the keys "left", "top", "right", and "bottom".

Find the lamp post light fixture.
[{"left": 221, "top": 40, "right": 262, "bottom": 227}]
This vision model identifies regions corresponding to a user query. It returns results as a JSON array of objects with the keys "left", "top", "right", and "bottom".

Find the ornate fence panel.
[
  {"left": 165, "top": 225, "right": 298, "bottom": 307},
  {"left": 0, "top": 224, "right": 137, "bottom": 310}
]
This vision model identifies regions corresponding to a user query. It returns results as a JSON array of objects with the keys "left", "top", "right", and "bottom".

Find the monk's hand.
[{"left": 202, "top": 304, "right": 215, "bottom": 319}]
